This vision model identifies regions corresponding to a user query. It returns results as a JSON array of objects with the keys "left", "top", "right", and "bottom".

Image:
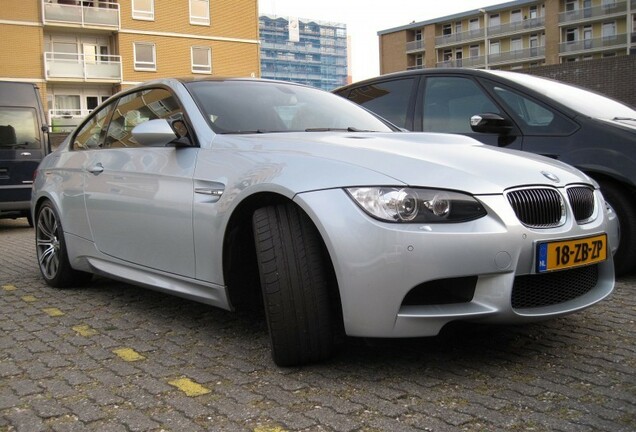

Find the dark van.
[{"left": 0, "top": 81, "right": 49, "bottom": 226}]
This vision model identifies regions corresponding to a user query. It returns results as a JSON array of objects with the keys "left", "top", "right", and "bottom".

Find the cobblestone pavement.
[{"left": 1, "top": 217, "right": 635, "bottom": 432}]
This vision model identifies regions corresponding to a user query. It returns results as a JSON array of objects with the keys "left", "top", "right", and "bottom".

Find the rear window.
[{"left": 0, "top": 108, "right": 40, "bottom": 150}]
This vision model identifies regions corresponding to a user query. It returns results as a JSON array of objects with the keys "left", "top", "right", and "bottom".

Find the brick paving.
[{"left": 1, "top": 217, "right": 635, "bottom": 431}]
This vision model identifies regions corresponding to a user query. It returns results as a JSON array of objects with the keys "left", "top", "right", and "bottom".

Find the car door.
[
  {"left": 82, "top": 87, "right": 198, "bottom": 277},
  {"left": 415, "top": 75, "right": 523, "bottom": 149}
]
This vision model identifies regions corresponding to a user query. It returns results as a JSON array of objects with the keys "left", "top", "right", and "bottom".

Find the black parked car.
[{"left": 334, "top": 69, "right": 636, "bottom": 276}]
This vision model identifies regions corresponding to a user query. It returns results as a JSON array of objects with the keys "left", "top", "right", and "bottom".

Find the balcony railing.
[
  {"left": 407, "top": 64, "right": 425, "bottom": 70},
  {"left": 558, "top": 1, "right": 627, "bottom": 24},
  {"left": 559, "top": 33, "right": 627, "bottom": 53},
  {"left": 42, "top": 1, "right": 120, "bottom": 29},
  {"left": 406, "top": 39, "right": 425, "bottom": 53},
  {"left": 488, "top": 16, "right": 545, "bottom": 37},
  {"left": 436, "top": 56, "right": 485, "bottom": 68},
  {"left": 44, "top": 52, "right": 122, "bottom": 81},
  {"left": 435, "top": 28, "right": 485, "bottom": 47},
  {"left": 488, "top": 46, "right": 546, "bottom": 64},
  {"left": 48, "top": 109, "right": 91, "bottom": 133}
]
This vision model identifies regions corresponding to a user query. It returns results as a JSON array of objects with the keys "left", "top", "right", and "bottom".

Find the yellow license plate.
[{"left": 537, "top": 234, "right": 607, "bottom": 272}]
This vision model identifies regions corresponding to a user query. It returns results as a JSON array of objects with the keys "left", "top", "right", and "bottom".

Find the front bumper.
[{"left": 295, "top": 188, "right": 614, "bottom": 338}]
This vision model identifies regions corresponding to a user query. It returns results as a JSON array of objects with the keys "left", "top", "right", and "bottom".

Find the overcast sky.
[{"left": 259, "top": 0, "right": 510, "bottom": 82}]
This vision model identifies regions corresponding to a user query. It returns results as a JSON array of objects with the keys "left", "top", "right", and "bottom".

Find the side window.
[
  {"left": 345, "top": 78, "right": 415, "bottom": 129},
  {"left": 488, "top": 84, "right": 578, "bottom": 136},
  {"left": 73, "top": 102, "right": 116, "bottom": 150},
  {"left": 0, "top": 108, "right": 39, "bottom": 150},
  {"left": 421, "top": 77, "right": 500, "bottom": 133},
  {"left": 104, "top": 88, "right": 183, "bottom": 148}
]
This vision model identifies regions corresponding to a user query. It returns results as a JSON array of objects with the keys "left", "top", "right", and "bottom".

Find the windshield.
[
  {"left": 0, "top": 107, "right": 40, "bottom": 149},
  {"left": 486, "top": 71, "right": 636, "bottom": 120},
  {"left": 185, "top": 80, "right": 394, "bottom": 134}
]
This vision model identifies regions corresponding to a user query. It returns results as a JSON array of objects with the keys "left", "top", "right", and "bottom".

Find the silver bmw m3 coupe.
[{"left": 32, "top": 78, "right": 615, "bottom": 366}]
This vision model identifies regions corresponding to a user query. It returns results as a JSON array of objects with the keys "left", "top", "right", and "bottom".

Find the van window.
[{"left": 0, "top": 108, "right": 40, "bottom": 150}]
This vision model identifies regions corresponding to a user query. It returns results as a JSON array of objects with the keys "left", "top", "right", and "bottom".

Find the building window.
[
  {"left": 455, "top": 21, "right": 462, "bottom": 33},
  {"left": 489, "top": 14, "right": 500, "bottom": 27},
  {"left": 602, "top": 22, "right": 616, "bottom": 38},
  {"left": 469, "top": 44, "right": 479, "bottom": 57},
  {"left": 442, "top": 24, "right": 452, "bottom": 35},
  {"left": 469, "top": 18, "right": 479, "bottom": 31},
  {"left": 529, "top": 5, "right": 538, "bottom": 18},
  {"left": 442, "top": 49, "right": 452, "bottom": 61},
  {"left": 490, "top": 41, "right": 500, "bottom": 54},
  {"left": 133, "top": 42, "right": 156, "bottom": 71},
  {"left": 415, "top": 54, "right": 423, "bottom": 67},
  {"left": 565, "top": 1, "right": 578, "bottom": 12},
  {"left": 191, "top": 46, "right": 211, "bottom": 74},
  {"left": 602, "top": 51, "right": 617, "bottom": 57},
  {"left": 566, "top": 28, "right": 578, "bottom": 42},
  {"left": 190, "top": 0, "right": 210, "bottom": 26},
  {"left": 511, "top": 9, "right": 522, "bottom": 23},
  {"left": 415, "top": 30, "right": 422, "bottom": 41},
  {"left": 132, "top": 0, "right": 154, "bottom": 20},
  {"left": 511, "top": 37, "right": 522, "bottom": 51}
]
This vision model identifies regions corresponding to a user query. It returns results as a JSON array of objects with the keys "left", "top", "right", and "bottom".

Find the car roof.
[{"left": 334, "top": 68, "right": 516, "bottom": 92}]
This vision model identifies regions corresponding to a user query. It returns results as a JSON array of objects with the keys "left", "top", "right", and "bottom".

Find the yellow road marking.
[
  {"left": 42, "top": 307, "right": 65, "bottom": 317},
  {"left": 112, "top": 347, "right": 145, "bottom": 362},
  {"left": 168, "top": 378, "right": 211, "bottom": 397},
  {"left": 72, "top": 324, "right": 98, "bottom": 337},
  {"left": 2, "top": 284, "right": 17, "bottom": 291},
  {"left": 21, "top": 295, "right": 38, "bottom": 302}
]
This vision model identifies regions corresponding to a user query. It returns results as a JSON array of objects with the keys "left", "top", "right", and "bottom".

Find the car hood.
[{"left": 215, "top": 132, "right": 592, "bottom": 194}]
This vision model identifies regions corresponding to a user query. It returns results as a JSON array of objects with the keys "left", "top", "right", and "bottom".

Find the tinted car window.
[
  {"left": 342, "top": 78, "right": 416, "bottom": 129},
  {"left": 0, "top": 108, "right": 40, "bottom": 150},
  {"left": 488, "top": 84, "right": 578, "bottom": 136},
  {"left": 421, "top": 77, "right": 500, "bottom": 133},
  {"left": 73, "top": 101, "right": 116, "bottom": 150},
  {"left": 104, "top": 88, "right": 183, "bottom": 148}
]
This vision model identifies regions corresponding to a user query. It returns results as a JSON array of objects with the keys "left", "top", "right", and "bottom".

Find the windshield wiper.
[
  {"left": 612, "top": 117, "right": 636, "bottom": 121},
  {"left": 305, "top": 127, "right": 377, "bottom": 132}
]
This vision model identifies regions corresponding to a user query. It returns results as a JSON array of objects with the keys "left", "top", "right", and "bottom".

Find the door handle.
[{"left": 87, "top": 163, "right": 104, "bottom": 175}]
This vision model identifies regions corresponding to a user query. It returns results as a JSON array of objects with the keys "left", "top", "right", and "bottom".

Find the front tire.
[
  {"left": 252, "top": 204, "right": 334, "bottom": 366},
  {"left": 35, "top": 201, "right": 92, "bottom": 287},
  {"left": 598, "top": 180, "right": 636, "bottom": 276}
]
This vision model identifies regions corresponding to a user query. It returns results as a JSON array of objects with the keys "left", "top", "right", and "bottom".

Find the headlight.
[{"left": 345, "top": 187, "right": 487, "bottom": 223}]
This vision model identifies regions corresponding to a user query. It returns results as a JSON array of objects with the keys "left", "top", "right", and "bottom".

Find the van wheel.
[
  {"left": 598, "top": 180, "right": 636, "bottom": 276},
  {"left": 252, "top": 204, "right": 334, "bottom": 366},
  {"left": 35, "top": 201, "right": 92, "bottom": 287}
]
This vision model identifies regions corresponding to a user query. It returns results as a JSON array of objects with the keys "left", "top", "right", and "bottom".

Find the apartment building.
[
  {"left": 0, "top": 0, "right": 259, "bottom": 131},
  {"left": 379, "top": 0, "right": 636, "bottom": 74},
  {"left": 260, "top": 15, "right": 349, "bottom": 91}
]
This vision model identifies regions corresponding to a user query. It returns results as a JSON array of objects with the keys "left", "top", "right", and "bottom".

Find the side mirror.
[
  {"left": 470, "top": 113, "right": 513, "bottom": 135},
  {"left": 132, "top": 119, "right": 184, "bottom": 147}
]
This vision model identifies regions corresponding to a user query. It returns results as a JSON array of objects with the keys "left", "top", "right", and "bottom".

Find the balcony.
[
  {"left": 558, "top": 1, "right": 627, "bottom": 24},
  {"left": 435, "top": 28, "right": 485, "bottom": 47},
  {"left": 488, "top": 46, "right": 546, "bottom": 64},
  {"left": 48, "top": 109, "right": 91, "bottom": 133},
  {"left": 436, "top": 56, "right": 485, "bottom": 68},
  {"left": 407, "top": 64, "right": 425, "bottom": 70},
  {"left": 559, "top": 33, "right": 628, "bottom": 54},
  {"left": 488, "top": 16, "right": 545, "bottom": 37},
  {"left": 42, "top": 1, "right": 120, "bottom": 30},
  {"left": 44, "top": 52, "right": 122, "bottom": 82},
  {"left": 406, "top": 39, "right": 425, "bottom": 53}
]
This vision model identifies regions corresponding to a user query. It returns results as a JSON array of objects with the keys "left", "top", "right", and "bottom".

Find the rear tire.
[
  {"left": 252, "top": 204, "right": 334, "bottom": 366},
  {"left": 35, "top": 201, "right": 92, "bottom": 287},
  {"left": 598, "top": 180, "right": 636, "bottom": 276}
]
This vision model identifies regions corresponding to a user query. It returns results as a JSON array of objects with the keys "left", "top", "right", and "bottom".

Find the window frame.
[
  {"left": 189, "top": 0, "right": 210, "bottom": 26},
  {"left": 133, "top": 42, "right": 157, "bottom": 71},
  {"left": 132, "top": 0, "right": 154, "bottom": 21},
  {"left": 191, "top": 46, "right": 212, "bottom": 74}
]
